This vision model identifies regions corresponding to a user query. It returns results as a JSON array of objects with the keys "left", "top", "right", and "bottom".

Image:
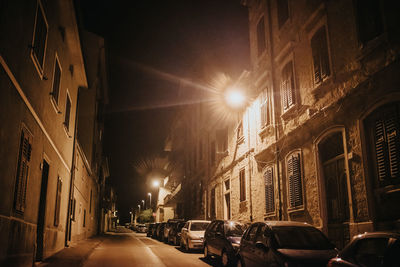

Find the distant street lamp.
[
  {"left": 141, "top": 199, "right": 145, "bottom": 209},
  {"left": 129, "top": 211, "right": 133, "bottom": 225},
  {"left": 138, "top": 204, "right": 141, "bottom": 214},
  {"left": 148, "top": 192, "right": 152, "bottom": 209}
]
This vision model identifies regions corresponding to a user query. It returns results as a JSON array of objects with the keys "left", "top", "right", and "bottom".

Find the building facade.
[
  {"left": 166, "top": 0, "right": 400, "bottom": 250},
  {"left": 0, "top": 1, "right": 108, "bottom": 265}
]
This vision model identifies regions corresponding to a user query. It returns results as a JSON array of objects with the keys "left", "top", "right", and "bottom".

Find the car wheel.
[
  {"left": 204, "top": 244, "right": 210, "bottom": 259},
  {"left": 221, "top": 250, "right": 229, "bottom": 267}
]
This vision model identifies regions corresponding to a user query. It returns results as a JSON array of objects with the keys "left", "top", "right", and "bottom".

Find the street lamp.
[
  {"left": 141, "top": 199, "right": 145, "bottom": 209},
  {"left": 148, "top": 192, "right": 152, "bottom": 209},
  {"left": 138, "top": 204, "right": 141, "bottom": 214},
  {"left": 152, "top": 180, "right": 160, "bottom": 188},
  {"left": 224, "top": 87, "right": 245, "bottom": 109}
]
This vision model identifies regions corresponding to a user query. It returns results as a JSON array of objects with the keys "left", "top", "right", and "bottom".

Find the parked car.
[
  {"left": 168, "top": 221, "right": 186, "bottom": 245},
  {"left": 204, "top": 220, "right": 246, "bottom": 266},
  {"left": 151, "top": 223, "right": 160, "bottom": 238},
  {"left": 156, "top": 222, "right": 166, "bottom": 240},
  {"left": 147, "top": 223, "right": 155, "bottom": 237},
  {"left": 136, "top": 224, "right": 147, "bottom": 233},
  {"left": 163, "top": 219, "right": 185, "bottom": 243},
  {"left": 236, "top": 221, "right": 337, "bottom": 267},
  {"left": 180, "top": 220, "right": 211, "bottom": 252},
  {"left": 327, "top": 231, "right": 400, "bottom": 267}
]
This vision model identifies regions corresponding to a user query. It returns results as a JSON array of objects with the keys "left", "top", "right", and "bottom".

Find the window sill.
[
  {"left": 63, "top": 123, "right": 72, "bottom": 138},
  {"left": 259, "top": 124, "right": 274, "bottom": 137},
  {"left": 311, "top": 76, "right": 334, "bottom": 100},
  {"left": 30, "top": 51, "right": 45, "bottom": 80},
  {"left": 287, "top": 205, "right": 304, "bottom": 214},
  {"left": 50, "top": 96, "right": 62, "bottom": 114},
  {"left": 357, "top": 33, "right": 388, "bottom": 59},
  {"left": 237, "top": 136, "right": 245, "bottom": 145},
  {"left": 281, "top": 104, "right": 298, "bottom": 121},
  {"left": 264, "top": 210, "right": 277, "bottom": 218}
]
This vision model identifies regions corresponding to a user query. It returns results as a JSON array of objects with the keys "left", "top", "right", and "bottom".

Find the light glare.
[{"left": 225, "top": 89, "right": 245, "bottom": 108}]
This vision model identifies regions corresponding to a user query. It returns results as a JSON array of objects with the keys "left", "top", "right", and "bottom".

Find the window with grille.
[
  {"left": 14, "top": 127, "right": 33, "bottom": 213},
  {"left": 51, "top": 57, "right": 61, "bottom": 104},
  {"left": 240, "top": 168, "right": 246, "bottom": 202},
  {"left": 64, "top": 94, "right": 71, "bottom": 130},
  {"left": 260, "top": 90, "right": 270, "bottom": 127},
  {"left": 31, "top": 1, "right": 48, "bottom": 73},
  {"left": 367, "top": 102, "right": 400, "bottom": 187},
  {"left": 264, "top": 166, "right": 275, "bottom": 213},
  {"left": 54, "top": 177, "right": 62, "bottom": 226},
  {"left": 311, "top": 26, "right": 330, "bottom": 85},
  {"left": 287, "top": 152, "right": 303, "bottom": 208},
  {"left": 257, "top": 16, "right": 266, "bottom": 57},
  {"left": 281, "top": 61, "right": 295, "bottom": 111},
  {"left": 277, "top": 0, "right": 289, "bottom": 28},
  {"left": 217, "top": 128, "right": 228, "bottom": 153},
  {"left": 356, "top": 0, "right": 383, "bottom": 44}
]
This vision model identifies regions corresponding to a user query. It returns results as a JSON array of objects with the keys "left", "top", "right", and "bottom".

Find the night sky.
[{"left": 81, "top": 0, "right": 250, "bottom": 222}]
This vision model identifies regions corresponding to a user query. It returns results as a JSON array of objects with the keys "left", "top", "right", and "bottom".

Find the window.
[
  {"left": 64, "top": 93, "right": 71, "bottom": 131},
  {"left": 277, "top": 0, "right": 289, "bottom": 28},
  {"left": 216, "top": 128, "right": 228, "bottom": 153},
  {"left": 264, "top": 166, "right": 275, "bottom": 213},
  {"left": 287, "top": 152, "right": 303, "bottom": 208},
  {"left": 83, "top": 209, "right": 86, "bottom": 227},
  {"left": 89, "top": 189, "right": 92, "bottom": 213},
  {"left": 257, "top": 16, "right": 266, "bottom": 57},
  {"left": 237, "top": 121, "right": 244, "bottom": 141},
  {"left": 281, "top": 61, "right": 295, "bottom": 111},
  {"left": 366, "top": 102, "right": 400, "bottom": 186},
  {"left": 72, "top": 198, "right": 76, "bottom": 221},
  {"left": 356, "top": 0, "right": 383, "bottom": 44},
  {"left": 51, "top": 57, "right": 61, "bottom": 104},
  {"left": 54, "top": 177, "right": 62, "bottom": 226},
  {"left": 240, "top": 168, "right": 246, "bottom": 202},
  {"left": 311, "top": 26, "right": 330, "bottom": 85},
  {"left": 31, "top": 1, "right": 48, "bottom": 73},
  {"left": 14, "top": 126, "right": 33, "bottom": 213},
  {"left": 260, "top": 90, "right": 270, "bottom": 127}
]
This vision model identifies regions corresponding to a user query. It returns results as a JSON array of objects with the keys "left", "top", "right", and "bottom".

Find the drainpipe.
[
  {"left": 65, "top": 87, "right": 82, "bottom": 246},
  {"left": 247, "top": 107, "right": 253, "bottom": 222},
  {"left": 266, "top": 0, "right": 282, "bottom": 220}
]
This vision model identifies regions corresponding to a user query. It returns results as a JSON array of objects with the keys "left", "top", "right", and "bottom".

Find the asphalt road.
[{"left": 83, "top": 230, "right": 221, "bottom": 267}]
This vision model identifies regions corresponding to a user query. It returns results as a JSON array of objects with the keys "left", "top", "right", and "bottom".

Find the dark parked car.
[
  {"left": 151, "top": 223, "right": 160, "bottom": 238},
  {"left": 204, "top": 220, "right": 246, "bottom": 266},
  {"left": 156, "top": 222, "right": 166, "bottom": 240},
  {"left": 237, "top": 221, "right": 337, "bottom": 267},
  {"left": 168, "top": 221, "right": 186, "bottom": 245},
  {"left": 327, "top": 232, "right": 400, "bottom": 267},
  {"left": 163, "top": 219, "right": 184, "bottom": 243},
  {"left": 147, "top": 223, "right": 155, "bottom": 237},
  {"left": 136, "top": 224, "right": 147, "bottom": 233}
]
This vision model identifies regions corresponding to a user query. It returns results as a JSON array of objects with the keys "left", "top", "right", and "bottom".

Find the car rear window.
[
  {"left": 224, "top": 223, "right": 245, "bottom": 237},
  {"left": 190, "top": 222, "right": 209, "bottom": 231},
  {"left": 272, "top": 226, "right": 334, "bottom": 250}
]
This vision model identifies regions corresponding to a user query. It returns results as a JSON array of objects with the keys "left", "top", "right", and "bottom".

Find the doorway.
[
  {"left": 318, "top": 131, "right": 350, "bottom": 249},
  {"left": 36, "top": 159, "right": 49, "bottom": 261}
]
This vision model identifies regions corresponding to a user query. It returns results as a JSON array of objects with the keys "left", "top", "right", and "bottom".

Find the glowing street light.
[
  {"left": 224, "top": 87, "right": 245, "bottom": 109},
  {"left": 141, "top": 199, "right": 145, "bottom": 209},
  {"left": 148, "top": 192, "right": 152, "bottom": 209},
  {"left": 152, "top": 180, "right": 160, "bottom": 188},
  {"left": 138, "top": 204, "right": 141, "bottom": 214}
]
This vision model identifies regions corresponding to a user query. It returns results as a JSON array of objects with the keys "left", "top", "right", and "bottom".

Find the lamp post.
[
  {"left": 138, "top": 204, "right": 141, "bottom": 214},
  {"left": 141, "top": 199, "right": 145, "bottom": 209},
  {"left": 148, "top": 192, "right": 152, "bottom": 209},
  {"left": 129, "top": 211, "right": 133, "bottom": 225}
]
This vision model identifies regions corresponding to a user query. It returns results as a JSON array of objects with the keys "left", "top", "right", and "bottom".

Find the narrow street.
[{"left": 82, "top": 228, "right": 218, "bottom": 267}]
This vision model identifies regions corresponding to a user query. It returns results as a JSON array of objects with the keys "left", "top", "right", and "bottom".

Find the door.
[
  {"left": 319, "top": 132, "right": 350, "bottom": 249},
  {"left": 36, "top": 160, "right": 49, "bottom": 261}
]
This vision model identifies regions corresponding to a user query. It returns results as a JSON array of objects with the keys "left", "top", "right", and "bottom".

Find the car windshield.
[
  {"left": 190, "top": 222, "right": 209, "bottom": 231},
  {"left": 272, "top": 226, "right": 334, "bottom": 250},
  {"left": 224, "top": 223, "right": 245, "bottom": 237}
]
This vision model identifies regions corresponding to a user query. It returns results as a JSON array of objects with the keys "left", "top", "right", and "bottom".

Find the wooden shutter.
[
  {"left": 240, "top": 169, "right": 246, "bottom": 202},
  {"left": 282, "top": 62, "right": 295, "bottom": 111},
  {"left": 33, "top": 4, "right": 48, "bottom": 68},
  {"left": 52, "top": 58, "right": 61, "bottom": 103},
  {"left": 64, "top": 95, "right": 71, "bottom": 130},
  {"left": 260, "top": 91, "right": 270, "bottom": 127},
  {"left": 311, "top": 27, "right": 330, "bottom": 84},
  {"left": 264, "top": 167, "right": 275, "bottom": 213},
  {"left": 14, "top": 129, "right": 32, "bottom": 213},
  {"left": 288, "top": 153, "right": 303, "bottom": 208}
]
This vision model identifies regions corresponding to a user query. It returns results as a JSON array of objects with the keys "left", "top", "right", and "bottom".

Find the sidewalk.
[{"left": 35, "top": 236, "right": 104, "bottom": 267}]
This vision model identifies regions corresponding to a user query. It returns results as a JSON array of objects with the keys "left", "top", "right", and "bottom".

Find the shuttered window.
[
  {"left": 257, "top": 16, "right": 266, "bottom": 57},
  {"left": 311, "top": 26, "right": 330, "bottom": 85},
  {"left": 54, "top": 177, "right": 62, "bottom": 226},
  {"left": 64, "top": 94, "right": 71, "bottom": 130},
  {"left": 51, "top": 57, "right": 61, "bottom": 104},
  {"left": 356, "top": 0, "right": 383, "bottom": 44},
  {"left": 31, "top": 1, "right": 48, "bottom": 71},
  {"left": 370, "top": 103, "right": 400, "bottom": 186},
  {"left": 277, "top": 0, "right": 289, "bottom": 28},
  {"left": 264, "top": 166, "right": 275, "bottom": 213},
  {"left": 240, "top": 169, "right": 246, "bottom": 202},
  {"left": 14, "top": 127, "right": 32, "bottom": 213},
  {"left": 287, "top": 152, "right": 303, "bottom": 208},
  {"left": 281, "top": 61, "right": 295, "bottom": 111},
  {"left": 260, "top": 90, "right": 270, "bottom": 127}
]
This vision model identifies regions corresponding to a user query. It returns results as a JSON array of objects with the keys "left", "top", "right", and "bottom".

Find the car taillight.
[{"left": 327, "top": 258, "right": 344, "bottom": 267}]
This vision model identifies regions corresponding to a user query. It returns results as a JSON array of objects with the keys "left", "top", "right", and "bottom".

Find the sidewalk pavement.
[{"left": 35, "top": 227, "right": 133, "bottom": 267}]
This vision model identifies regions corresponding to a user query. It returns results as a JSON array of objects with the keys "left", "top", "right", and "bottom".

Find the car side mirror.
[{"left": 255, "top": 241, "right": 269, "bottom": 252}]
